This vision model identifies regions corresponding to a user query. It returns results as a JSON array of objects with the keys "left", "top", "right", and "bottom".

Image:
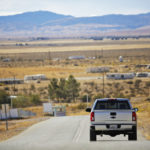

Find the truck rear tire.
[
  {"left": 90, "top": 129, "right": 96, "bottom": 141},
  {"left": 128, "top": 132, "right": 137, "bottom": 141}
]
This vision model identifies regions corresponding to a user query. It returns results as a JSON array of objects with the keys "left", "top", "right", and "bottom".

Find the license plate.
[{"left": 109, "top": 125, "right": 117, "bottom": 130}]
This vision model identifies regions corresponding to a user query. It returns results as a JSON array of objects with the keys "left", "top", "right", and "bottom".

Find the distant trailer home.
[
  {"left": 0, "top": 78, "right": 23, "bottom": 84},
  {"left": 147, "top": 65, "right": 150, "bottom": 69},
  {"left": 87, "top": 67, "right": 110, "bottom": 73},
  {"left": 2, "top": 58, "right": 11, "bottom": 62},
  {"left": 107, "top": 73, "right": 135, "bottom": 80},
  {"left": 136, "top": 72, "right": 150, "bottom": 78},
  {"left": 24, "top": 74, "right": 47, "bottom": 81},
  {"left": 68, "top": 56, "right": 85, "bottom": 60}
]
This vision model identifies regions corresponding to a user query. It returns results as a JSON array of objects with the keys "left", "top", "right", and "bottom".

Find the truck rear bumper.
[{"left": 91, "top": 124, "right": 136, "bottom": 131}]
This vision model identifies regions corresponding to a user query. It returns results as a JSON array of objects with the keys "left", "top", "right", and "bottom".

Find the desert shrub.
[
  {"left": 134, "top": 79, "right": 142, "bottom": 89},
  {"left": 30, "top": 84, "right": 35, "bottom": 91},
  {"left": 13, "top": 94, "right": 41, "bottom": 108},
  {"left": 126, "top": 81, "right": 133, "bottom": 85},
  {"left": 107, "top": 83, "right": 112, "bottom": 86},
  {"left": 114, "top": 83, "right": 120, "bottom": 89},
  {"left": 13, "top": 96, "right": 30, "bottom": 108},
  {"left": 29, "top": 94, "right": 41, "bottom": 105},
  {"left": 4, "top": 87, "right": 10, "bottom": 91},
  {"left": 0, "top": 90, "right": 10, "bottom": 105},
  {"left": 38, "top": 87, "right": 45, "bottom": 92},
  {"left": 93, "top": 93, "right": 103, "bottom": 100},
  {"left": 77, "top": 103, "right": 86, "bottom": 110},
  {"left": 146, "top": 97, "right": 150, "bottom": 102}
]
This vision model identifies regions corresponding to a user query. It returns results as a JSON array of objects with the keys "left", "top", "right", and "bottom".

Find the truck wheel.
[
  {"left": 128, "top": 132, "right": 137, "bottom": 141},
  {"left": 90, "top": 129, "right": 96, "bottom": 141}
]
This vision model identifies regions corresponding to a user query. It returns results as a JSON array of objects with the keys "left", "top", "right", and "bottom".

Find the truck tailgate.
[{"left": 94, "top": 110, "right": 133, "bottom": 124}]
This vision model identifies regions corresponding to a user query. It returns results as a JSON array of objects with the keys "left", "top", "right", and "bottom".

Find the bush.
[
  {"left": 13, "top": 94, "right": 41, "bottom": 108},
  {"left": 13, "top": 96, "right": 30, "bottom": 108},
  {"left": 4, "top": 87, "right": 10, "bottom": 91},
  {"left": 0, "top": 90, "right": 10, "bottom": 105},
  {"left": 146, "top": 97, "right": 150, "bottom": 102},
  {"left": 29, "top": 95, "right": 41, "bottom": 105},
  {"left": 77, "top": 103, "right": 86, "bottom": 110},
  {"left": 126, "top": 81, "right": 133, "bottom": 85},
  {"left": 134, "top": 79, "right": 142, "bottom": 89},
  {"left": 93, "top": 93, "right": 103, "bottom": 100}
]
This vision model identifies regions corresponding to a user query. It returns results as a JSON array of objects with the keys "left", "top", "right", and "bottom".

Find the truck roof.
[{"left": 96, "top": 98, "right": 130, "bottom": 101}]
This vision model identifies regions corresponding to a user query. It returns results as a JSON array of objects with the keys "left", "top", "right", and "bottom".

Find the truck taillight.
[
  {"left": 132, "top": 112, "right": 136, "bottom": 121},
  {"left": 90, "top": 112, "right": 95, "bottom": 121}
]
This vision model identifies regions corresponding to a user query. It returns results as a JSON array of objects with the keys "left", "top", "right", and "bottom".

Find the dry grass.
[
  {"left": 1, "top": 38, "right": 150, "bottom": 54},
  {"left": 131, "top": 100, "right": 150, "bottom": 140},
  {"left": 0, "top": 117, "right": 49, "bottom": 142},
  {"left": 1, "top": 44, "right": 150, "bottom": 54},
  {"left": 0, "top": 66, "right": 85, "bottom": 79}
]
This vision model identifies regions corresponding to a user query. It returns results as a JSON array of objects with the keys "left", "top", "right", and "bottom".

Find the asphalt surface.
[{"left": 0, "top": 116, "right": 150, "bottom": 150}]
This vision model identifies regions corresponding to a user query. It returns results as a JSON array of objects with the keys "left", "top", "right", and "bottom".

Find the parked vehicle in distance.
[{"left": 86, "top": 98, "right": 138, "bottom": 141}]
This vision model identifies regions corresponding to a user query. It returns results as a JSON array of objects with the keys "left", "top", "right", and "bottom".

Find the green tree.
[
  {"left": 0, "top": 90, "right": 10, "bottom": 105},
  {"left": 48, "top": 78, "right": 59, "bottom": 100},
  {"left": 66, "top": 75, "right": 80, "bottom": 102},
  {"left": 48, "top": 76, "right": 80, "bottom": 102},
  {"left": 58, "top": 78, "right": 67, "bottom": 101},
  {"left": 29, "top": 94, "right": 41, "bottom": 105},
  {"left": 134, "top": 79, "right": 142, "bottom": 89},
  {"left": 30, "top": 84, "right": 35, "bottom": 92}
]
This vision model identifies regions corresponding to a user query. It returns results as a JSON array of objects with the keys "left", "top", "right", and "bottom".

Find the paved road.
[{"left": 0, "top": 116, "right": 150, "bottom": 150}]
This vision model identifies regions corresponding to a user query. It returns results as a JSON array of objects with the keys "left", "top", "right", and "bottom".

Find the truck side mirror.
[
  {"left": 133, "top": 108, "right": 138, "bottom": 112},
  {"left": 86, "top": 107, "right": 91, "bottom": 112}
]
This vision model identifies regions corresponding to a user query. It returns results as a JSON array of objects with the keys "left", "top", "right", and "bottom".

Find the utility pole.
[
  {"left": 103, "top": 71, "right": 105, "bottom": 98},
  {"left": 102, "top": 49, "right": 105, "bottom": 98},
  {"left": 48, "top": 51, "right": 51, "bottom": 65},
  {"left": 86, "top": 94, "right": 88, "bottom": 107},
  {"left": 13, "top": 75, "right": 16, "bottom": 96},
  {"left": 4, "top": 104, "right": 8, "bottom": 130}
]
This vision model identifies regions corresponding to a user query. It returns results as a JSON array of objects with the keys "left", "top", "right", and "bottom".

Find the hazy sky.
[{"left": 0, "top": 0, "right": 150, "bottom": 17}]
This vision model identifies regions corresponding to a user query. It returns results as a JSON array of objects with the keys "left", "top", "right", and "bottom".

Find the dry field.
[{"left": 0, "top": 38, "right": 150, "bottom": 140}]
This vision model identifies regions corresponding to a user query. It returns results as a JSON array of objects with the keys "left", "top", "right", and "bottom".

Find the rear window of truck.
[{"left": 94, "top": 100, "right": 130, "bottom": 110}]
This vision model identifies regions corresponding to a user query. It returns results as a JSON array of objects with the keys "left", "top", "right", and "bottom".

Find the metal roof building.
[{"left": 0, "top": 78, "right": 24, "bottom": 84}]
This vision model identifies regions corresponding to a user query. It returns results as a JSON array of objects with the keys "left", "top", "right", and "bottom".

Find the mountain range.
[{"left": 0, "top": 11, "right": 150, "bottom": 38}]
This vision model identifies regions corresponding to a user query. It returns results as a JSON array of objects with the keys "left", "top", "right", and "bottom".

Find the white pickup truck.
[{"left": 86, "top": 98, "right": 138, "bottom": 141}]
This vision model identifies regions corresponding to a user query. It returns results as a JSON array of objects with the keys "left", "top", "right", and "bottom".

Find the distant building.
[
  {"left": 24, "top": 74, "right": 47, "bottom": 81},
  {"left": 136, "top": 72, "right": 150, "bottom": 78},
  {"left": 107, "top": 73, "right": 135, "bottom": 80},
  {"left": 68, "top": 56, "right": 85, "bottom": 60},
  {"left": 0, "top": 78, "right": 23, "bottom": 84},
  {"left": 2, "top": 58, "right": 11, "bottom": 62},
  {"left": 146, "top": 65, "right": 150, "bottom": 69},
  {"left": 135, "top": 64, "right": 148, "bottom": 68},
  {"left": 87, "top": 67, "right": 110, "bottom": 73}
]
